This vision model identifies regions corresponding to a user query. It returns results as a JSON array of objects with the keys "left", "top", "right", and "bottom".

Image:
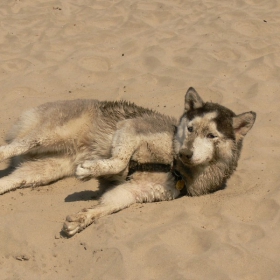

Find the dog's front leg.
[
  {"left": 62, "top": 184, "right": 137, "bottom": 236},
  {"left": 76, "top": 120, "right": 140, "bottom": 179},
  {"left": 63, "top": 173, "right": 179, "bottom": 236},
  {"left": 75, "top": 158, "right": 130, "bottom": 180}
]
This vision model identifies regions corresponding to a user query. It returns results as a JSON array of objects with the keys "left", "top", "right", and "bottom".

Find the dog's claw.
[{"left": 63, "top": 221, "right": 83, "bottom": 236}]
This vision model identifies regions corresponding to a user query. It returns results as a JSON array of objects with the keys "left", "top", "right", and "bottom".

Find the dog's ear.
[
  {"left": 185, "top": 87, "right": 204, "bottom": 112},
  {"left": 233, "top": 111, "right": 256, "bottom": 140}
]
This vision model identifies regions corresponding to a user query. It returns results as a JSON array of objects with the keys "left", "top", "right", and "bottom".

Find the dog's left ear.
[
  {"left": 233, "top": 111, "right": 256, "bottom": 139},
  {"left": 185, "top": 87, "right": 204, "bottom": 112}
]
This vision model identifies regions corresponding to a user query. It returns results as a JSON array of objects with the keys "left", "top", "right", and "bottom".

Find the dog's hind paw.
[{"left": 62, "top": 212, "right": 92, "bottom": 236}]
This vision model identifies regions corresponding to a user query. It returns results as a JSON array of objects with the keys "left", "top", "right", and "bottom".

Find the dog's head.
[{"left": 173, "top": 87, "right": 256, "bottom": 195}]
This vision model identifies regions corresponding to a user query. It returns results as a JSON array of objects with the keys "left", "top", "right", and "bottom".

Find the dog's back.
[{"left": 6, "top": 99, "right": 177, "bottom": 171}]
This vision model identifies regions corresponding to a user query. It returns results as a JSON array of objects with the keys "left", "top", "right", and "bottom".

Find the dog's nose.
[{"left": 179, "top": 149, "right": 193, "bottom": 160}]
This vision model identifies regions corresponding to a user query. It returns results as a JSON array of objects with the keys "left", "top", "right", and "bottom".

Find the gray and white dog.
[{"left": 0, "top": 88, "right": 256, "bottom": 236}]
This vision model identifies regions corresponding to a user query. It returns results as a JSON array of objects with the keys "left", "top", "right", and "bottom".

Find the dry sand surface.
[{"left": 0, "top": 0, "right": 280, "bottom": 279}]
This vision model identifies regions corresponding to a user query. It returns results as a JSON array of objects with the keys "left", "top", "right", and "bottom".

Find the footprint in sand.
[
  {"left": 2, "top": 59, "right": 32, "bottom": 73},
  {"left": 227, "top": 223, "right": 265, "bottom": 244},
  {"left": 209, "top": 243, "right": 277, "bottom": 278},
  {"left": 142, "top": 56, "right": 162, "bottom": 72},
  {"left": 172, "top": 55, "right": 193, "bottom": 67},
  {"left": 253, "top": 198, "right": 280, "bottom": 222},
  {"left": 150, "top": 224, "right": 214, "bottom": 256},
  {"left": 223, "top": 197, "right": 280, "bottom": 223},
  {"left": 211, "top": 48, "right": 240, "bottom": 61},
  {"left": 78, "top": 56, "right": 110, "bottom": 72},
  {"left": 91, "top": 248, "right": 125, "bottom": 279},
  {"left": 245, "top": 61, "right": 275, "bottom": 81},
  {"left": 232, "top": 21, "right": 260, "bottom": 38},
  {"left": 133, "top": 2, "right": 166, "bottom": 10}
]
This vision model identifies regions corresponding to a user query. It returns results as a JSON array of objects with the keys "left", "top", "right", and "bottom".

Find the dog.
[{"left": 0, "top": 88, "right": 256, "bottom": 236}]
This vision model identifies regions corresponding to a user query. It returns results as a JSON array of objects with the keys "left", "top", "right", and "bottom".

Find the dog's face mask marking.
[
  {"left": 175, "top": 111, "right": 228, "bottom": 166},
  {"left": 177, "top": 112, "right": 220, "bottom": 166},
  {"left": 174, "top": 87, "right": 256, "bottom": 168}
]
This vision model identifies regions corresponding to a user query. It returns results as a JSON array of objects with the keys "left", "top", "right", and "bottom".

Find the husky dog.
[{"left": 0, "top": 88, "right": 256, "bottom": 236}]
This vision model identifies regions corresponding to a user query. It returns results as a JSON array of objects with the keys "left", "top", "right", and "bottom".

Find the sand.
[{"left": 0, "top": 0, "right": 280, "bottom": 279}]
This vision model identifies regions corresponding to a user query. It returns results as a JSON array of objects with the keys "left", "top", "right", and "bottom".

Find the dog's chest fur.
[{"left": 131, "top": 132, "right": 174, "bottom": 164}]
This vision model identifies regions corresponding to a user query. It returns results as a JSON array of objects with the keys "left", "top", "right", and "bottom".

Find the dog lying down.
[{"left": 0, "top": 88, "right": 256, "bottom": 236}]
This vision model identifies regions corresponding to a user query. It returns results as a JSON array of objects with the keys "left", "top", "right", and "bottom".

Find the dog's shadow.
[
  {"left": 65, "top": 180, "right": 112, "bottom": 202},
  {"left": 64, "top": 190, "right": 102, "bottom": 202}
]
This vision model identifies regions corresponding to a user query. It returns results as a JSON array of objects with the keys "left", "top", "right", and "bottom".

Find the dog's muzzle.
[{"left": 178, "top": 148, "right": 193, "bottom": 165}]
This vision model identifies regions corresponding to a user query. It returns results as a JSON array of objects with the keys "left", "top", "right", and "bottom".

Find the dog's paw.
[
  {"left": 62, "top": 213, "right": 92, "bottom": 236},
  {"left": 75, "top": 161, "right": 95, "bottom": 180}
]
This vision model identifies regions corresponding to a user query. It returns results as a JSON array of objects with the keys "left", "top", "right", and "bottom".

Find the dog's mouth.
[
  {"left": 178, "top": 152, "right": 207, "bottom": 167},
  {"left": 180, "top": 157, "right": 212, "bottom": 168},
  {"left": 179, "top": 157, "right": 192, "bottom": 166},
  {"left": 178, "top": 152, "right": 197, "bottom": 167}
]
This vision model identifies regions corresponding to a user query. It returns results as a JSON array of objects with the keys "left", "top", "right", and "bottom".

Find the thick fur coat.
[{"left": 0, "top": 88, "right": 256, "bottom": 236}]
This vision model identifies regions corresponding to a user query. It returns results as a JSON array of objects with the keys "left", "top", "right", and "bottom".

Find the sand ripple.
[{"left": 1, "top": 0, "right": 280, "bottom": 279}]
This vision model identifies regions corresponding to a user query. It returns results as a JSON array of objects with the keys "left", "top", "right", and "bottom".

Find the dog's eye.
[
  {"left": 207, "top": 133, "right": 216, "bottom": 139},
  {"left": 187, "top": 126, "right": 193, "bottom": 132}
]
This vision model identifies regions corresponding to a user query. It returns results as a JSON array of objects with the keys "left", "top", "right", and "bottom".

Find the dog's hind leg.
[
  {"left": 0, "top": 108, "right": 50, "bottom": 162},
  {"left": 63, "top": 172, "right": 179, "bottom": 236},
  {"left": 0, "top": 105, "right": 86, "bottom": 162},
  {"left": 0, "top": 139, "right": 43, "bottom": 162},
  {"left": 0, "top": 156, "right": 76, "bottom": 194}
]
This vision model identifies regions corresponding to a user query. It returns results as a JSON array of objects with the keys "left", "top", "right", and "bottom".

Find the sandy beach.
[{"left": 1, "top": 0, "right": 280, "bottom": 279}]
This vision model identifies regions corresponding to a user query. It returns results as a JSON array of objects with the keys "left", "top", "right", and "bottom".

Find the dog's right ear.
[{"left": 185, "top": 87, "right": 204, "bottom": 112}]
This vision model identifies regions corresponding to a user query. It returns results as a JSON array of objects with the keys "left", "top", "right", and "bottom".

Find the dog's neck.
[{"left": 174, "top": 158, "right": 235, "bottom": 196}]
